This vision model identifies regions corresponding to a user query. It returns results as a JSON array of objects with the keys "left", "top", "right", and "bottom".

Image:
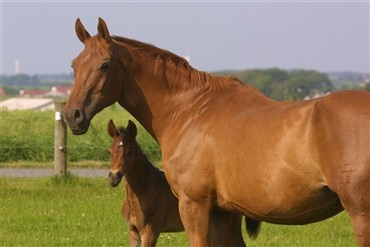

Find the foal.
[
  {"left": 108, "top": 120, "right": 183, "bottom": 246},
  {"left": 107, "top": 120, "right": 248, "bottom": 247}
]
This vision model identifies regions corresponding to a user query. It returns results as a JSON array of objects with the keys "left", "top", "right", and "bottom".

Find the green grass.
[
  {"left": 0, "top": 176, "right": 187, "bottom": 247},
  {"left": 0, "top": 177, "right": 356, "bottom": 246}
]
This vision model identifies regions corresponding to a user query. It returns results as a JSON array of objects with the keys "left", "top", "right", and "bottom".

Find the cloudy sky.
[{"left": 1, "top": 1, "right": 369, "bottom": 75}]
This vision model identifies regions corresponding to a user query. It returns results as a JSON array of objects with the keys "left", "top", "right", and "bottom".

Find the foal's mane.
[
  {"left": 117, "top": 126, "right": 160, "bottom": 172},
  {"left": 117, "top": 126, "right": 126, "bottom": 135},
  {"left": 112, "top": 36, "right": 243, "bottom": 91}
]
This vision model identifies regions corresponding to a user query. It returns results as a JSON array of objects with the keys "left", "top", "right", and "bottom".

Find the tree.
[{"left": 234, "top": 68, "right": 333, "bottom": 100}]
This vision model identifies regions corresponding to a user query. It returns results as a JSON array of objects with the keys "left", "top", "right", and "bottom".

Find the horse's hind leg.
[
  {"left": 209, "top": 211, "right": 245, "bottom": 247},
  {"left": 336, "top": 169, "right": 370, "bottom": 246},
  {"left": 349, "top": 213, "right": 370, "bottom": 247},
  {"left": 345, "top": 192, "right": 370, "bottom": 247}
]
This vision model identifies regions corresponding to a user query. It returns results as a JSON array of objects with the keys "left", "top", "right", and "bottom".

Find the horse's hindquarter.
[
  {"left": 312, "top": 91, "right": 370, "bottom": 214},
  {"left": 163, "top": 89, "right": 345, "bottom": 224}
]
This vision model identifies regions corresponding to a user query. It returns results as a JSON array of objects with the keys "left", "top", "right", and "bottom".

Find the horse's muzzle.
[
  {"left": 62, "top": 106, "right": 90, "bottom": 135},
  {"left": 109, "top": 172, "right": 123, "bottom": 187}
]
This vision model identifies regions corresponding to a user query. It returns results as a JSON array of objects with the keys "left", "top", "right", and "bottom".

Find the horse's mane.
[
  {"left": 117, "top": 125, "right": 160, "bottom": 172},
  {"left": 112, "top": 36, "right": 243, "bottom": 92}
]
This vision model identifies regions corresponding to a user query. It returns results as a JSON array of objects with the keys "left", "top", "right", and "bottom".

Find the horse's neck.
[
  {"left": 125, "top": 146, "right": 157, "bottom": 195},
  {"left": 117, "top": 46, "right": 271, "bottom": 144},
  {"left": 118, "top": 65, "right": 186, "bottom": 142},
  {"left": 118, "top": 59, "right": 206, "bottom": 141}
]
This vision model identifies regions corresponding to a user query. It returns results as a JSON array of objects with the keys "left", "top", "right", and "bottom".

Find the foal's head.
[{"left": 107, "top": 119, "right": 137, "bottom": 187}]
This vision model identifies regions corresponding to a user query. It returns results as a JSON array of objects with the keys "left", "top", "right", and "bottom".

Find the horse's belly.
[{"left": 230, "top": 185, "right": 343, "bottom": 225}]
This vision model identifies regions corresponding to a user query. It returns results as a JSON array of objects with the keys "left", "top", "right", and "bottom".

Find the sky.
[{"left": 1, "top": 1, "right": 369, "bottom": 75}]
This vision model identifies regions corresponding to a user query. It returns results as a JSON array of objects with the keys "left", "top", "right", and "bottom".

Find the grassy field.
[{"left": 0, "top": 176, "right": 356, "bottom": 247}]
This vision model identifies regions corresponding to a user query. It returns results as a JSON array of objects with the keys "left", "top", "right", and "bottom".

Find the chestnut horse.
[
  {"left": 64, "top": 18, "right": 370, "bottom": 246},
  {"left": 107, "top": 119, "right": 246, "bottom": 246}
]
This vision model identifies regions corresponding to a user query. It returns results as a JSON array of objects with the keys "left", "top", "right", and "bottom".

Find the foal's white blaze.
[{"left": 110, "top": 169, "right": 120, "bottom": 174}]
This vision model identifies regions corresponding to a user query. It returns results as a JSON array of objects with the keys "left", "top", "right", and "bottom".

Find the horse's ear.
[
  {"left": 127, "top": 120, "right": 137, "bottom": 138},
  {"left": 75, "top": 18, "right": 91, "bottom": 44},
  {"left": 97, "top": 17, "right": 111, "bottom": 43},
  {"left": 108, "top": 119, "right": 119, "bottom": 137}
]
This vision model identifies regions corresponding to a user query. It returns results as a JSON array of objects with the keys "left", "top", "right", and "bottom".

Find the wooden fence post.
[{"left": 54, "top": 101, "right": 67, "bottom": 177}]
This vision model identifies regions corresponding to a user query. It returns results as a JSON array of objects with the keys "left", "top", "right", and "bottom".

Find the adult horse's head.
[
  {"left": 63, "top": 18, "right": 122, "bottom": 135},
  {"left": 107, "top": 119, "right": 137, "bottom": 187}
]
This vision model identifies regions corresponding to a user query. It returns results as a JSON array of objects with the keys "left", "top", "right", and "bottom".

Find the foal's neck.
[{"left": 125, "top": 145, "right": 158, "bottom": 195}]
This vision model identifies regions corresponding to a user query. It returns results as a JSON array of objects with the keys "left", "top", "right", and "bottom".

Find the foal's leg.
[
  {"left": 128, "top": 229, "right": 141, "bottom": 247},
  {"left": 179, "top": 195, "right": 212, "bottom": 246},
  {"left": 141, "top": 227, "right": 159, "bottom": 247}
]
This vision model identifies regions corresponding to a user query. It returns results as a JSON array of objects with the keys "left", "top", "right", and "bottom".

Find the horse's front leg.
[{"left": 179, "top": 195, "right": 212, "bottom": 247}]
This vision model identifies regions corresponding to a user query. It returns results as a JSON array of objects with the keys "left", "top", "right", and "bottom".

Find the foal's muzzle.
[{"left": 108, "top": 172, "right": 123, "bottom": 187}]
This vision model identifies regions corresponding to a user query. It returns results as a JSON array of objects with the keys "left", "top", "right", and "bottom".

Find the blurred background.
[{"left": 1, "top": 1, "right": 369, "bottom": 164}]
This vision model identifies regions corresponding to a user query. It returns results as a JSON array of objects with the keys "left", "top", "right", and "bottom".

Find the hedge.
[{"left": 0, "top": 104, "right": 161, "bottom": 163}]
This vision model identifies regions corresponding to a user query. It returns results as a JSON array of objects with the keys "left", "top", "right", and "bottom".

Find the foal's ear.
[
  {"left": 107, "top": 119, "right": 119, "bottom": 138},
  {"left": 75, "top": 18, "right": 91, "bottom": 44},
  {"left": 97, "top": 17, "right": 111, "bottom": 43},
  {"left": 127, "top": 120, "right": 137, "bottom": 138}
]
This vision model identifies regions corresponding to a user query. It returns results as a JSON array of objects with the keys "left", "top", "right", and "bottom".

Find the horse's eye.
[
  {"left": 100, "top": 62, "right": 110, "bottom": 71},
  {"left": 126, "top": 149, "right": 133, "bottom": 156}
]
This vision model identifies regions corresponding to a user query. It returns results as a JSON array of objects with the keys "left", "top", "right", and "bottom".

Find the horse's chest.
[{"left": 123, "top": 198, "right": 146, "bottom": 230}]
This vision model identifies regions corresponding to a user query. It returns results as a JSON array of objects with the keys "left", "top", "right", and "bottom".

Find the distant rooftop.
[{"left": 0, "top": 98, "right": 54, "bottom": 111}]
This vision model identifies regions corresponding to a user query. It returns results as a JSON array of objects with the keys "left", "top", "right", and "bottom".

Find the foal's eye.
[{"left": 100, "top": 62, "right": 110, "bottom": 71}]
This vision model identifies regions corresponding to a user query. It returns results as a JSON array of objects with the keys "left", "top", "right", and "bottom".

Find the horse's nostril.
[{"left": 74, "top": 109, "right": 81, "bottom": 120}]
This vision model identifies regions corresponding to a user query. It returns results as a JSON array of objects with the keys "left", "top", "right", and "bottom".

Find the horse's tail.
[{"left": 245, "top": 217, "right": 261, "bottom": 240}]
